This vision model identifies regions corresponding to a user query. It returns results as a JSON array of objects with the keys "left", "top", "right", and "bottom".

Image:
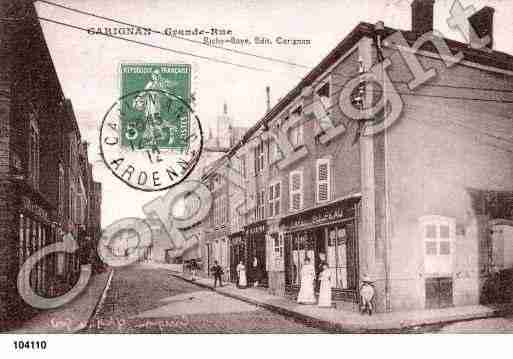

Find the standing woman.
[
  {"left": 236, "top": 261, "right": 247, "bottom": 289},
  {"left": 318, "top": 263, "right": 332, "bottom": 307},
  {"left": 251, "top": 257, "right": 261, "bottom": 287},
  {"left": 297, "top": 258, "right": 316, "bottom": 304}
]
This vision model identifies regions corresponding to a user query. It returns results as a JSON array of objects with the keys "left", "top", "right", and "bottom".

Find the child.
[
  {"left": 360, "top": 275, "right": 375, "bottom": 315},
  {"left": 317, "top": 263, "right": 332, "bottom": 308}
]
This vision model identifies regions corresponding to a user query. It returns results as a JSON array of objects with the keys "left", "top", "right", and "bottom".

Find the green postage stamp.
[
  {"left": 100, "top": 62, "right": 201, "bottom": 191},
  {"left": 119, "top": 63, "right": 191, "bottom": 151}
]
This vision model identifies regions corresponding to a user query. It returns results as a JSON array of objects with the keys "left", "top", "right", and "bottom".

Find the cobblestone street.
[{"left": 82, "top": 266, "right": 323, "bottom": 334}]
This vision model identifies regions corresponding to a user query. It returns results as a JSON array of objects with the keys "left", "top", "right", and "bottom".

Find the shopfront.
[
  {"left": 17, "top": 195, "right": 62, "bottom": 298},
  {"left": 229, "top": 231, "right": 245, "bottom": 284},
  {"left": 281, "top": 197, "right": 360, "bottom": 303},
  {"left": 243, "top": 221, "right": 268, "bottom": 287}
]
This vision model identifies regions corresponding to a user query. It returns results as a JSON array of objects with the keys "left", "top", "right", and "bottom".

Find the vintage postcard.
[{"left": 0, "top": 0, "right": 512, "bottom": 356}]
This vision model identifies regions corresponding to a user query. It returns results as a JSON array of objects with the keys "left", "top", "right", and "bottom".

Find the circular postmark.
[{"left": 100, "top": 89, "right": 203, "bottom": 191}]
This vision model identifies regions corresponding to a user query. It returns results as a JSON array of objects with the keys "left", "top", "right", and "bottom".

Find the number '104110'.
[{"left": 13, "top": 340, "right": 47, "bottom": 350}]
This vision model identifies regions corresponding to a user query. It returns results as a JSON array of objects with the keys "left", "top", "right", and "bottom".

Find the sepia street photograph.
[{"left": 1, "top": 0, "right": 513, "bottom": 355}]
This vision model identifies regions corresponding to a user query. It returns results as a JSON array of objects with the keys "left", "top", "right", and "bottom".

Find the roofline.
[{"left": 203, "top": 20, "right": 513, "bottom": 177}]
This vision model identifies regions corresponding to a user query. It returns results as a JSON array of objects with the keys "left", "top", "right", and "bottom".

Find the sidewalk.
[
  {"left": 169, "top": 269, "right": 513, "bottom": 333},
  {"left": 8, "top": 269, "right": 113, "bottom": 334}
]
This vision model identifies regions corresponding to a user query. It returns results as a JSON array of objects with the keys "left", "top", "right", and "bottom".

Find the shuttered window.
[
  {"left": 289, "top": 170, "right": 303, "bottom": 211},
  {"left": 254, "top": 140, "right": 265, "bottom": 174},
  {"left": 316, "top": 159, "right": 330, "bottom": 203},
  {"left": 269, "top": 182, "right": 281, "bottom": 217}
]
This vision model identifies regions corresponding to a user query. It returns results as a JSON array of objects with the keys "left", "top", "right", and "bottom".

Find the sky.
[{"left": 35, "top": 0, "right": 513, "bottom": 227}]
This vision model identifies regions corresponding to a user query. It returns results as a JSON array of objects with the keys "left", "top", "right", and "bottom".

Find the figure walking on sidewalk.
[{"left": 211, "top": 261, "right": 224, "bottom": 288}]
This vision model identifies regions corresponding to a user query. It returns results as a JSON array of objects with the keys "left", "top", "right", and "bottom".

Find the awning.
[{"left": 182, "top": 242, "right": 200, "bottom": 261}]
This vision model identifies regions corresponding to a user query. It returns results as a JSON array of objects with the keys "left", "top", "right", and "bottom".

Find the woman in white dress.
[
  {"left": 318, "top": 263, "right": 332, "bottom": 307},
  {"left": 297, "top": 258, "right": 316, "bottom": 304},
  {"left": 236, "top": 261, "right": 247, "bottom": 289}
]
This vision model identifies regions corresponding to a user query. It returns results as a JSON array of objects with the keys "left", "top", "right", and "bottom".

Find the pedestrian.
[
  {"left": 190, "top": 259, "right": 198, "bottom": 281},
  {"left": 211, "top": 260, "right": 224, "bottom": 288},
  {"left": 297, "top": 258, "right": 316, "bottom": 304},
  {"left": 317, "top": 263, "right": 332, "bottom": 308},
  {"left": 236, "top": 261, "right": 247, "bottom": 289},
  {"left": 251, "top": 256, "right": 261, "bottom": 287},
  {"left": 316, "top": 252, "right": 328, "bottom": 292},
  {"left": 360, "top": 274, "right": 375, "bottom": 315}
]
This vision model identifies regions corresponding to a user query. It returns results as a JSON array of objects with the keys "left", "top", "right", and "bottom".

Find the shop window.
[
  {"left": 269, "top": 181, "right": 281, "bottom": 217},
  {"left": 316, "top": 159, "right": 330, "bottom": 203},
  {"left": 327, "top": 226, "right": 350, "bottom": 289},
  {"left": 420, "top": 215, "right": 455, "bottom": 274},
  {"left": 288, "top": 232, "right": 315, "bottom": 286},
  {"left": 289, "top": 170, "right": 303, "bottom": 211}
]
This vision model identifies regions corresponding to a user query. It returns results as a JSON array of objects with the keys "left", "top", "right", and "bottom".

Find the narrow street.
[
  {"left": 81, "top": 265, "right": 513, "bottom": 334},
  {"left": 82, "top": 266, "right": 323, "bottom": 334}
]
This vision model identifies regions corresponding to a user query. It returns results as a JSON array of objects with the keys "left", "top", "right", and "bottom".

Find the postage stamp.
[
  {"left": 119, "top": 63, "right": 192, "bottom": 151},
  {"left": 99, "top": 63, "right": 203, "bottom": 191}
]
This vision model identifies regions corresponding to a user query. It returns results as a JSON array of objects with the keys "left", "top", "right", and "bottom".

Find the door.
[{"left": 425, "top": 277, "right": 453, "bottom": 309}]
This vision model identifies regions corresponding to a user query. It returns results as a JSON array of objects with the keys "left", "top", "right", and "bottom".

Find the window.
[
  {"left": 58, "top": 163, "right": 65, "bottom": 217},
  {"left": 316, "top": 81, "right": 331, "bottom": 111},
  {"left": 269, "top": 182, "right": 281, "bottom": 217},
  {"left": 28, "top": 118, "right": 40, "bottom": 189},
  {"left": 256, "top": 190, "right": 265, "bottom": 220},
  {"left": 254, "top": 140, "right": 265, "bottom": 174},
  {"left": 269, "top": 139, "right": 282, "bottom": 164},
  {"left": 289, "top": 170, "right": 303, "bottom": 211},
  {"left": 288, "top": 106, "right": 303, "bottom": 148},
  {"left": 274, "top": 234, "right": 284, "bottom": 258},
  {"left": 316, "top": 159, "right": 330, "bottom": 203},
  {"left": 69, "top": 183, "right": 75, "bottom": 223},
  {"left": 421, "top": 215, "right": 455, "bottom": 274},
  {"left": 240, "top": 155, "right": 247, "bottom": 178},
  {"left": 69, "top": 133, "right": 76, "bottom": 168}
]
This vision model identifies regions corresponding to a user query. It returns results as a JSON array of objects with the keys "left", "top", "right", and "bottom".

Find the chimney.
[
  {"left": 468, "top": 6, "right": 494, "bottom": 50},
  {"left": 265, "top": 86, "right": 271, "bottom": 112},
  {"left": 411, "top": 0, "right": 435, "bottom": 34}
]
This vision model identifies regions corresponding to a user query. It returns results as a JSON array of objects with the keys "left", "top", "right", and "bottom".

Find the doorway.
[{"left": 425, "top": 277, "right": 453, "bottom": 309}]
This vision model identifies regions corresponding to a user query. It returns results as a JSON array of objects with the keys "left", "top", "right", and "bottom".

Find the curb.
[
  {"left": 81, "top": 269, "right": 114, "bottom": 332},
  {"left": 171, "top": 273, "right": 513, "bottom": 333}
]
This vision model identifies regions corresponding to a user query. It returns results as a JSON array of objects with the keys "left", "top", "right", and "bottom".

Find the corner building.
[{"left": 224, "top": 0, "right": 513, "bottom": 312}]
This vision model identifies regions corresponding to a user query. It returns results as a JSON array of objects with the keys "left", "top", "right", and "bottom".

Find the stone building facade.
[
  {"left": 198, "top": 0, "right": 513, "bottom": 313},
  {"left": 0, "top": 1, "right": 102, "bottom": 328}
]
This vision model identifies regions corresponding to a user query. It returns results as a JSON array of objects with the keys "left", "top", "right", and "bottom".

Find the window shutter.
[
  {"left": 290, "top": 171, "right": 302, "bottom": 211},
  {"left": 317, "top": 159, "right": 330, "bottom": 202},
  {"left": 275, "top": 183, "right": 280, "bottom": 215}
]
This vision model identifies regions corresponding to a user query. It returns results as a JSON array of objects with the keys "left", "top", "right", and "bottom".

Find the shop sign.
[
  {"left": 244, "top": 222, "right": 267, "bottom": 236},
  {"left": 312, "top": 207, "right": 345, "bottom": 225},
  {"left": 21, "top": 196, "right": 48, "bottom": 220},
  {"left": 282, "top": 200, "right": 357, "bottom": 228}
]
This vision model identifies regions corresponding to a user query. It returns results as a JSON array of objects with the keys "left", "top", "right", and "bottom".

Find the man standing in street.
[{"left": 211, "top": 260, "right": 224, "bottom": 288}]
